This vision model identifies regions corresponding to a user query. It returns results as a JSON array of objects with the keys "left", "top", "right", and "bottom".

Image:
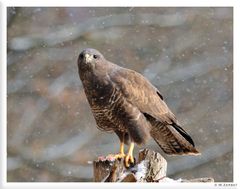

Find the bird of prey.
[{"left": 77, "top": 48, "right": 200, "bottom": 167}]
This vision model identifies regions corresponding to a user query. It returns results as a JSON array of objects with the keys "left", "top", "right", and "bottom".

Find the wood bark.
[{"left": 93, "top": 148, "right": 214, "bottom": 182}]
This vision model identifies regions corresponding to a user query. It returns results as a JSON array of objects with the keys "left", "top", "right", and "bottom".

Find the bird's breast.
[{"left": 82, "top": 75, "right": 114, "bottom": 107}]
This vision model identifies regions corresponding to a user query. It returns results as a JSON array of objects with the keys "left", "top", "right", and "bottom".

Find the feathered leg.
[{"left": 106, "top": 131, "right": 126, "bottom": 159}]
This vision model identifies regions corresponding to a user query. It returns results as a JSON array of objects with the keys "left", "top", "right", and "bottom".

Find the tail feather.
[
  {"left": 146, "top": 114, "right": 200, "bottom": 155},
  {"left": 171, "top": 123, "right": 195, "bottom": 147}
]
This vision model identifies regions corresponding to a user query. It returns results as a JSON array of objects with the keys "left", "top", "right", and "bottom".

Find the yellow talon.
[
  {"left": 115, "top": 141, "right": 125, "bottom": 159},
  {"left": 106, "top": 142, "right": 125, "bottom": 160},
  {"left": 124, "top": 142, "right": 135, "bottom": 167},
  {"left": 114, "top": 153, "right": 125, "bottom": 159},
  {"left": 105, "top": 140, "right": 135, "bottom": 167}
]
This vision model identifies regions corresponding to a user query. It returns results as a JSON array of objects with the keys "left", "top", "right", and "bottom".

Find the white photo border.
[{"left": 1, "top": 1, "right": 238, "bottom": 189}]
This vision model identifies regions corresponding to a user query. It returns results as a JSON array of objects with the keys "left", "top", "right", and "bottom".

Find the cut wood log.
[
  {"left": 138, "top": 149, "right": 167, "bottom": 182},
  {"left": 93, "top": 157, "right": 125, "bottom": 182},
  {"left": 92, "top": 148, "right": 214, "bottom": 182}
]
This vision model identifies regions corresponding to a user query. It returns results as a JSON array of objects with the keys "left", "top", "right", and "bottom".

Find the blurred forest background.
[{"left": 7, "top": 7, "right": 233, "bottom": 182}]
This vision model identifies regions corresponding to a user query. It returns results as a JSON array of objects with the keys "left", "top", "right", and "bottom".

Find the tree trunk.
[{"left": 93, "top": 148, "right": 214, "bottom": 182}]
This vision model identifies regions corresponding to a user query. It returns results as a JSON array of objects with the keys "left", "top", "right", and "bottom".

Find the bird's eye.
[
  {"left": 93, "top": 54, "right": 99, "bottom": 59},
  {"left": 79, "top": 53, "right": 84, "bottom": 59}
]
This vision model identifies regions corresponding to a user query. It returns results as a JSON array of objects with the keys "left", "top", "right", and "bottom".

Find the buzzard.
[{"left": 77, "top": 48, "right": 200, "bottom": 167}]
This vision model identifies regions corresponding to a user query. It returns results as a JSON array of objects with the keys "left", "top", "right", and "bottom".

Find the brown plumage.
[{"left": 77, "top": 48, "right": 200, "bottom": 166}]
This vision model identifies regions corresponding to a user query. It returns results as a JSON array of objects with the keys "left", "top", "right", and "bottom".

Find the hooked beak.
[{"left": 85, "top": 53, "right": 93, "bottom": 63}]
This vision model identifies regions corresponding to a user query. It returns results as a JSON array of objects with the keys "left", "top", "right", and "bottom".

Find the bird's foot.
[
  {"left": 114, "top": 153, "right": 126, "bottom": 160},
  {"left": 106, "top": 153, "right": 125, "bottom": 161},
  {"left": 124, "top": 154, "right": 135, "bottom": 168}
]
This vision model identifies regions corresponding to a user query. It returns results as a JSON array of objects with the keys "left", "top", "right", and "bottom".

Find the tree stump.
[
  {"left": 93, "top": 148, "right": 214, "bottom": 182},
  {"left": 93, "top": 157, "right": 125, "bottom": 182},
  {"left": 138, "top": 149, "right": 167, "bottom": 182}
]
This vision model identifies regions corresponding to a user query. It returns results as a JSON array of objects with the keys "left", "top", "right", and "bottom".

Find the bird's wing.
[
  {"left": 109, "top": 66, "right": 177, "bottom": 125},
  {"left": 109, "top": 66, "right": 199, "bottom": 155}
]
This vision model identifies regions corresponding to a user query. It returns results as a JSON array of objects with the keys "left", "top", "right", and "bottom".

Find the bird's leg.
[
  {"left": 106, "top": 133, "right": 125, "bottom": 160},
  {"left": 113, "top": 141, "right": 125, "bottom": 159},
  {"left": 124, "top": 142, "right": 135, "bottom": 167}
]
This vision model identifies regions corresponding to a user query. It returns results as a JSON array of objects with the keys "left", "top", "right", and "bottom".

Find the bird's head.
[{"left": 78, "top": 48, "right": 105, "bottom": 72}]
